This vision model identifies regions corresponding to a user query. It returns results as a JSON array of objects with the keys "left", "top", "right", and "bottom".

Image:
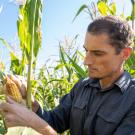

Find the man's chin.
[
  {"left": 88, "top": 73, "right": 101, "bottom": 79},
  {"left": 88, "top": 75, "right": 98, "bottom": 79}
]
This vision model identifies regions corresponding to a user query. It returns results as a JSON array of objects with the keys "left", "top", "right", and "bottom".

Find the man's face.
[{"left": 83, "top": 32, "right": 124, "bottom": 79}]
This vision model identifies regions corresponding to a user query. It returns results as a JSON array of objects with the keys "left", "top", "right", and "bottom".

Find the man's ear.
[{"left": 122, "top": 47, "right": 133, "bottom": 60}]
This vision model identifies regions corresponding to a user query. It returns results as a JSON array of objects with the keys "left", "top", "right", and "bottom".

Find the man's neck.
[{"left": 99, "top": 70, "right": 124, "bottom": 90}]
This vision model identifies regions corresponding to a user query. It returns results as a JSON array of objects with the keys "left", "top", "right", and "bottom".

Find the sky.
[{"left": 0, "top": 0, "right": 132, "bottom": 71}]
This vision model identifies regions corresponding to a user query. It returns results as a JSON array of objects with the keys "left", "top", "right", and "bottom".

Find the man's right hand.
[
  {"left": 0, "top": 96, "right": 57, "bottom": 135},
  {"left": 1, "top": 75, "right": 57, "bottom": 135}
]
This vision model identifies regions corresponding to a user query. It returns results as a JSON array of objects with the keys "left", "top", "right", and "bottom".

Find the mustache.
[{"left": 88, "top": 67, "right": 97, "bottom": 70}]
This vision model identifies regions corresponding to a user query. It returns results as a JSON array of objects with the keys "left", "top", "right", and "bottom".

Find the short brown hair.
[{"left": 87, "top": 16, "right": 134, "bottom": 54}]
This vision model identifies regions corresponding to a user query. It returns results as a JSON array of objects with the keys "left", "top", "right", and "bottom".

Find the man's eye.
[{"left": 94, "top": 52, "right": 104, "bottom": 56}]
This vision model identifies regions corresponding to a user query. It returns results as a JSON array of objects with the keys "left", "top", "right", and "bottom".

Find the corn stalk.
[
  {"left": 27, "top": 0, "right": 36, "bottom": 109},
  {"left": 131, "top": 0, "right": 135, "bottom": 30},
  {"left": 17, "top": 0, "right": 42, "bottom": 109}
]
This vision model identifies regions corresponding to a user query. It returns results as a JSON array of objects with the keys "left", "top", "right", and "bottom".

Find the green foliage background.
[{"left": 0, "top": 0, "right": 135, "bottom": 135}]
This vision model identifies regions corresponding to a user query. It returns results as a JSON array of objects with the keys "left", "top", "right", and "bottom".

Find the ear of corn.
[
  {"left": 0, "top": 71, "right": 23, "bottom": 133},
  {"left": 4, "top": 76, "right": 23, "bottom": 103}
]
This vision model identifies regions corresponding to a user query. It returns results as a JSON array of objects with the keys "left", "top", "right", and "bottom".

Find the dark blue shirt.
[{"left": 36, "top": 71, "right": 135, "bottom": 135}]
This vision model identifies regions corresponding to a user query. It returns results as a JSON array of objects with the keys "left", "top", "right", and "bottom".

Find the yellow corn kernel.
[{"left": 4, "top": 76, "right": 23, "bottom": 103}]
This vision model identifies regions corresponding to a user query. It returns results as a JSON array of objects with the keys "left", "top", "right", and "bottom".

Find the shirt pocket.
[
  {"left": 95, "top": 107, "right": 124, "bottom": 134},
  {"left": 72, "top": 100, "right": 87, "bottom": 118},
  {"left": 97, "top": 107, "right": 123, "bottom": 123},
  {"left": 71, "top": 100, "right": 87, "bottom": 129}
]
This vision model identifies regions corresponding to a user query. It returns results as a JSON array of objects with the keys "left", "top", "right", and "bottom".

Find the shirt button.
[
  {"left": 96, "top": 92, "right": 100, "bottom": 95},
  {"left": 89, "top": 111, "right": 92, "bottom": 115}
]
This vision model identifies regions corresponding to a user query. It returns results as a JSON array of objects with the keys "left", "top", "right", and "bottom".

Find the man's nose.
[{"left": 83, "top": 53, "right": 93, "bottom": 65}]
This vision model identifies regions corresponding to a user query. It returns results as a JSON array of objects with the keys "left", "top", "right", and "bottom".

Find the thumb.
[
  {"left": 6, "top": 96, "right": 16, "bottom": 104},
  {"left": 7, "top": 75, "right": 22, "bottom": 90}
]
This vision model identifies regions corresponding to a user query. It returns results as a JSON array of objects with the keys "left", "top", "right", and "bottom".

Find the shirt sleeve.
[
  {"left": 113, "top": 103, "right": 135, "bottom": 135},
  {"left": 36, "top": 80, "right": 82, "bottom": 133}
]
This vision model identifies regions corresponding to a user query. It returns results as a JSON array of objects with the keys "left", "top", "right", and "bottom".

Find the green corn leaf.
[
  {"left": 72, "top": 4, "right": 88, "bottom": 22},
  {"left": 59, "top": 46, "right": 72, "bottom": 81},
  {"left": 131, "top": 1, "right": 135, "bottom": 20},
  {"left": 17, "top": 0, "right": 42, "bottom": 72},
  {"left": 109, "top": 2, "right": 116, "bottom": 15},
  {"left": 97, "top": 1, "right": 108, "bottom": 16},
  {"left": 65, "top": 52, "right": 87, "bottom": 78},
  {"left": 10, "top": 52, "right": 25, "bottom": 75},
  {"left": 0, "top": 37, "right": 11, "bottom": 52}
]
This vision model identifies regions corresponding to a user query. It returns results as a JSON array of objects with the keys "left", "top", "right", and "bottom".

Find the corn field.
[{"left": 0, "top": 0, "right": 135, "bottom": 135}]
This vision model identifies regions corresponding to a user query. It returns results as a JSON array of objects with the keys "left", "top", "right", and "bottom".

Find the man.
[{"left": 0, "top": 15, "right": 135, "bottom": 135}]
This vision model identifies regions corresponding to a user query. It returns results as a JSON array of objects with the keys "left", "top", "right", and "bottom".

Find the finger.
[
  {"left": 4, "top": 113, "right": 15, "bottom": 128},
  {"left": 4, "top": 95, "right": 17, "bottom": 104},
  {"left": 5, "top": 120, "right": 22, "bottom": 128},
  {"left": 7, "top": 75, "right": 27, "bottom": 99},
  {"left": 0, "top": 102, "right": 11, "bottom": 112},
  {"left": 7, "top": 75, "right": 22, "bottom": 90},
  {"left": 32, "top": 99, "right": 40, "bottom": 112},
  {"left": 4, "top": 113, "right": 13, "bottom": 123},
  {"left": 15, "top": 75, "right": 27, "bottom": 98},
  {"left": 15, "top": 75, "right": 26, "bottom": 82},
  {"left": 5, "top": 121, "right": 15, "bottom": 128},
  {"left": 20, "top": 83, "right": 27, "bottom": 98},
  {"left": 4, "top": 111, "right": 18, "bottom": 127},
  {"left": 6, "top": 96, "right": 16, "bottom": 104},
  {"left": 5, "top": 121, "right": 11, "bottom": 128}
]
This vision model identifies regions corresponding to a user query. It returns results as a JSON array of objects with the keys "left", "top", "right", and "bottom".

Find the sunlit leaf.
[
  {"left": 65, "top": 52, "right": 87, "bottom": 78},
  {"left": 72, "top": 4, "right": 88, "bottom": 22},
  {"left": 131, "top": 1, "right": 135, "bottom": 20},
  {"left": 97, "top": 1, "right": 108, "bottom": 16},
  {"left": 0, "top": 37, "right": 11, "bottom": 52},
  {"left": 110, "top": 2, "right": 116, "bottom": 15}
]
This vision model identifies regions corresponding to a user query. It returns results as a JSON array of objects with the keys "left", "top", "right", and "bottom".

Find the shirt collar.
[
  {"left": 84, "top": 71, "right": 132, "bottom": 93},
  {"left": 115, "top": 71, "right": 132, "bottom": 93},
  {"left": 84, "top": 78, "right": 100, "bottom": 89}
]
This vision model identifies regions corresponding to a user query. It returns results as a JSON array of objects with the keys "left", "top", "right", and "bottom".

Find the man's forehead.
[{"left": 84, "top": 33, "right": 113, "bottom": 48}]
